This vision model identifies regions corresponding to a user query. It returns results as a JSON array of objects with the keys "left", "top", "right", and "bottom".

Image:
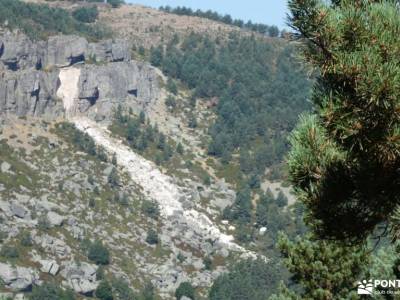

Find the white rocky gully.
[{"left": 57, "top": 67, "right": 265, "bottom": 262}]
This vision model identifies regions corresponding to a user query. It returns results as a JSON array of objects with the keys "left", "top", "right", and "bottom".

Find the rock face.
[
  {"left": 0, "top": 32, "right": 158, "bottom": 119},
  {"left": 87, "top": 39, "right": 131, "bottom": 63},
  {"left": 34, "top": 234, "right": 71, "bottom": 258},
  {"left": 76, "top": 62, "right": 157, "bottom": 118},
  {"left": 0, "top": 262, "right": 39, "bottom": 291},
  {"left": 44, "top": 35, "right": 88, "bottom": 68},
  {"left": 0, "top": 33, "right": 40, "bottom": 70},
  {"left": 0, "top": 69, "right": 62, "bottom": 117},
  {"left": 0, "top": 32, "right": 131, "bottom": 71}
]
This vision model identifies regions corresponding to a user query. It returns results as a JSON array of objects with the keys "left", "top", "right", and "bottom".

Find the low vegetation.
[
  {"left": 29, "top": 282, "right": 75, "bottom": 300},
  {"left": 175, "top": 282, "right": 196, "bottom": 300},
  {"left": 159, "top": 6, "right": 282, "bottom": 37},
  {"left": 54, "top": 122, "right": 109, "bottom": 163},
  {"left": 0, "top": 0, "right": 110, "bottom": 40},
  {"left": 72, "top": 6, "right": 99, "bottom": 23},
  {"left": 109, "top": 106, "right": 178, "bottom": 167},
  {"left": 87, "top": 240, "right": 111, "bottom": 265}
]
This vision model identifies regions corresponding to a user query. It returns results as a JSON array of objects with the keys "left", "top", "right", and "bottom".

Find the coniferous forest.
[{"left": 151, "top": 32, "right": 312, "bottom": 182}]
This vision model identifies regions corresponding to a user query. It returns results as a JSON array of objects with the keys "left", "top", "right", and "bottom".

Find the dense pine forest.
[{"left": 151, "top": 32, "right": 311, "bottom": 183}]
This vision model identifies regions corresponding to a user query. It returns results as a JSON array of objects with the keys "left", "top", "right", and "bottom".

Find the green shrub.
[
  {"left": 96, "top": 266, "right": 105, "bottom": 280},
  {"left": 97, "top": 146, "right": 108, "bottom": 162},
  {"left": 276, "top": 190, "right": 288, "bottom": 207},
  {"left": 165, "top": 95, "right": 177, "bottom": 110},
  {"left": 175, "top": 282, "right": 195, "bottom": 300},
  {"left": 139, "top": 111, "right": 146, "bottom": 124},
  {"left": 176, "top": 143, "right": 184, "bottom": 155},
  {"left": 111, "top": 153, "right": 118, "bottom": 165},
  {"left": 140, "top": 281, "right": 156, "bottom": 300},
  {"left": 95, "top": 280, "right": 113, "bottom": 300},
  {"left": 111, "top": 277, "right": 136, "bottom": 299},
  {"left": 142, "top": 200, "right": 160, "bottom": 220},
  {"left": 88, "top": 240, "right": 110, "bottom": 265},
  {"left": 107, "top": 167, "right": 120, "bottom": 188},
  {"left": 209, "top": 259, "right": 282, "bottom": 300},
  {"left": 177, "top": 252, "right": 186, "bottom": 263},
  {"left": 202, "top": 174, "right": 211, "bottom": 186},
  {"left": 72, "top": 6, "right": 98, "bottom": 23},
  {"left": 0, "top": 245, "right": 19, "bottom": 258},
  {"left": 20, "top": 231, "right": 33, "bottom": 247},
  {"left": 30, "top": 282, "right": 75, "bottom": 300},
  {"left": 38, "top": 215, "right": 51, "bottom": 231},
  {"left": 166, "top": 78, "right": 178, "bottom": 95},
  {"left": 0, "top": 231, "right": 8, "bottom": 242},
  {"left": 203, "top": 256, "right": 212, "bottom": 270},
  {"left": 150, "top": 46, "right": 163, "bottom": 67},
  {"left": 187, "top": 115, "right": 197, "bottom": 129},
  {"left": 107, "top": 0, "right": 124, "bottom": 8},
  {"left": 117, "top": 193, "right": 129, "bottom": 206},
  {"left": 89, "top": 198, "right": 96, "bottom": 208},
  {"left": 145, "top": 229, "right": 159, "bottom": 245}
]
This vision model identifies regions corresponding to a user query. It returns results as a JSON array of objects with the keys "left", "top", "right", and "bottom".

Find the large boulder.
[
  {"left": 88, "top": 39, "right": 131, "bottom": 63},
  {"left": 47, "top": 211, "right": 64, "bottom": 227},
  {"left": 34, "top": 234, "right": 71, "bottom": 258},
  {"left": 61, "top": 261, "right": 98, "bottom": 295},
  {"left": 0, "top": 161, "right": 11, "bottom": 173},
  {"left": 43, "top": 35, "right": 88, "bottom": 68},
  {"left": 10, "top": 202, "right": 28, "bottom": 219},
  {"left": 0, "top": 262, "right": 39, "bottom": 291},
  {"left": 39, "top": 260, "right": 60, "bottom": 276}
]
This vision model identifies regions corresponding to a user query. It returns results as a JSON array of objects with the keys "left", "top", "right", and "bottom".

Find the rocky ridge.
[
  {"left": 0, "top": 30, "right": 265, "bottom": 299},
  {"left": 0, "top": 32, "right": 158, "bottom": 120}
]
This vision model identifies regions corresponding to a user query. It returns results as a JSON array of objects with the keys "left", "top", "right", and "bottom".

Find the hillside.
[
  {"left": 0, "top": 1, "right": 310, "bottom": 299},
  {"left": 24, "top": 0, "right": 256, "bottom": 47}
]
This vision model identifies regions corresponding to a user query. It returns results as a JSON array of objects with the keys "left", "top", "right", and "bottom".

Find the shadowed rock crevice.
[
  {"left": 35, "top": 58, "right": 42, "bottom": 70},
  {"left": 80, "top": 87, "right": 99, "bottom": 106},
  {"left": 128, "top": 88, "right": 138, "bottom": 97},
  {"left": 0, "top": 42, "right": 4, "bottom": 58},
  {"left": 68, "top": 54, "right": 85, "bottom": 66},
  {"left": 4, "top": 60, "right": 18, "bottom": 71}
]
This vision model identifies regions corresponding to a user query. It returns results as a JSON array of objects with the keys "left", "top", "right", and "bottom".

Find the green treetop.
[
  {"left": 287, "top": 0, "right": 400, "bottom": 242},
  {"left": 271, "top": 1, "right": 400, "bottom": 298}
]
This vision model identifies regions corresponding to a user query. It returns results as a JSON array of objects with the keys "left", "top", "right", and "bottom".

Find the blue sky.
[{"left": 126, "top": 1, "right": 289, "bottom": 29}]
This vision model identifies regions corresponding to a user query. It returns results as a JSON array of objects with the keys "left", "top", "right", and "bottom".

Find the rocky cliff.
[{"left": 0, "top": 32, "right": 159, "bottom": 120}]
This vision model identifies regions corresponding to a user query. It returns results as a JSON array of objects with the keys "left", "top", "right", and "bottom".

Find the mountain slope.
[{"left": 0, "top": 1, "right": 309, "bottom": 299}]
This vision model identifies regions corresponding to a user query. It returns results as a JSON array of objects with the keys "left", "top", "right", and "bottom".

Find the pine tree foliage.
[
  {"left": 276, "top": 233, "right": 369, "bottom": 300},
  {"left": 287, "top": 0, "right": 400, "bottom": 242}
]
